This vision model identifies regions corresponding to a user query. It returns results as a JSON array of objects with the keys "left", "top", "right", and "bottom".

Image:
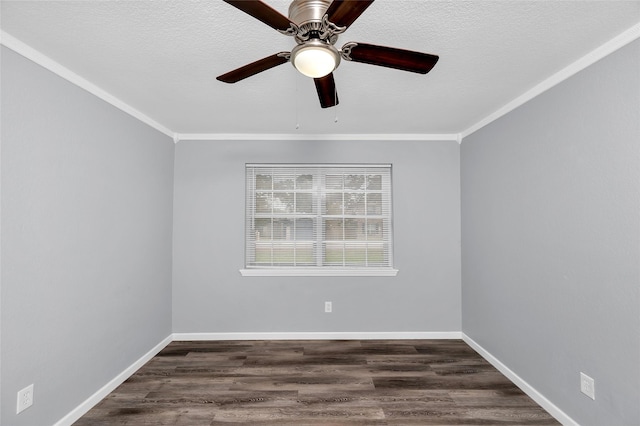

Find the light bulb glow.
[
  {"left": 294, "top": 47, "right": 336, "bottom": 78},
  {"left": 291, "top": 41, "right": 340, "bottom": 78}
]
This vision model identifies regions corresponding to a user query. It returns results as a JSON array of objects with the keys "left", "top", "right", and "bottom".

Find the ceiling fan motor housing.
[
  {"left": 288, "top": 0, "right": 331, "bottom": 27},
  {"left": 288, "top": 0, "right": 341, "bottom": 45}
]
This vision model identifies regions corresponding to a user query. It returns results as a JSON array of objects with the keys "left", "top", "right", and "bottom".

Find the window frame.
[{"left": 240, "top": 164, "right": 398, "bottom": 277}]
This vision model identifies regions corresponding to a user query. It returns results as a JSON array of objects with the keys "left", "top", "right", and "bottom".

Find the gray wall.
[
  {"left": 173, "top": 139, "right": 461, "bottom": 334},
  {"left": 461, "top": 39, "right": 640, "bottom": 425},
  {"left": 1, "top": 47, "right": 175, "bottom": 426},
  {"left": 4, "top": 27, "right": 637, "bottom": 426}
]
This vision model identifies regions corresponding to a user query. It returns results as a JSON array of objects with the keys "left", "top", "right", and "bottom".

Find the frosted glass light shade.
[{"left": 291, "top": 41, "right": 340, "bottom": 78}]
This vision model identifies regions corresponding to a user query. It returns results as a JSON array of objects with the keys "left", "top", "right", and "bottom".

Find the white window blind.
[{"left": 244, "top": 164, "right": 395, "bottom": 275}]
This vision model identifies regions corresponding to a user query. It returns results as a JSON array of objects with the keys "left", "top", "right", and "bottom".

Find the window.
[{"left": 242, "top": 164, "right": 397, "bottom": 276}]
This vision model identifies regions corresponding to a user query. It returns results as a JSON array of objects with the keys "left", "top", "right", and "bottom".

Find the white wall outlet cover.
[
  {"left": 324, "top": 301, "right": 332, "bottom": 313},
  {"left": 17, "top": 384, "right": 34, "bottom": 414},
  {"left": 580, "top": 372, "right": 595, "bottom": 400}
]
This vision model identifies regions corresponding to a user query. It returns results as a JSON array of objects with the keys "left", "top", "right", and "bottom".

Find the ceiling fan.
[{"left": 217, "top": 0, "right": 439, "bottom": 108}]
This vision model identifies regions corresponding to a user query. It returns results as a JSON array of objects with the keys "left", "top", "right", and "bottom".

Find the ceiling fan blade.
[
  {"left": 223, "top": 0, "right": 295, "bottom": 33},
  {"left": 217, "top": 53, "right": 290, "bottom": 83},
  {"left": 325, "top": 0, "right": 374, "bottom": 29},
  {"left": 314, "top": 73, "right": 339, "bottom": 108},
  {"left": 343, "top": 42, "right": 439, "bottom": 74}
]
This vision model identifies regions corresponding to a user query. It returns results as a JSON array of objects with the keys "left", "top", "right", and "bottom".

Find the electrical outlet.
[
  {"left": 580, "top": 372, "right": 595, "bottom": 400},
  {"left": 324, "top": 301, "right": 332, "bottom": 313},
  {"left": 17, "top": 384, "right": 34, "bottom": 414}
]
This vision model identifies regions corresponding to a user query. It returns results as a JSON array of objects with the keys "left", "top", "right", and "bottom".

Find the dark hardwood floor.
[{"left": 74, "top": 339, "right": 559, "bottom": 425}]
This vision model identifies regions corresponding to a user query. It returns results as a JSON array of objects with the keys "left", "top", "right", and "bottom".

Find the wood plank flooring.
[{"left": 74, "top": 340, "right": 559, "bottom": 425}]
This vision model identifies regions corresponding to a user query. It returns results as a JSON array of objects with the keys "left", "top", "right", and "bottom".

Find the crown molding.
[
  {"left": 174, "top": 133, "right": 461, "bottom": 143},
  {"left": 4, "top": 18, "right": 638, "bottom": 146},
  {"left": 0, "top": 31, "right": 174, "bottom": 140},
  {"left": 460, "top": 22, "right": 640, "bottom": 141}
]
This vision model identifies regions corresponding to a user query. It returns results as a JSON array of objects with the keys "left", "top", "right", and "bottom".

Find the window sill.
[{"left": 239, "top": 268, "right": 399, "bottom": 277}]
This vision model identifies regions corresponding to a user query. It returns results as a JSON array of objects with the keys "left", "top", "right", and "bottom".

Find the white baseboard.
[
  {"left": 462, "top": 333, "right": 578, "bottom": 426},
  {"left": 172, "top": 331, "right": 462, "bottom": 341},
  {"left": 53, "top": 334, "right": 173, "bottom": 426}
]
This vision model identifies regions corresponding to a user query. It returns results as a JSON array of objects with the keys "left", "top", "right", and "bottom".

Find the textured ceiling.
[{"left": 1, "top": 1, "right": 639, "bottom": 136}]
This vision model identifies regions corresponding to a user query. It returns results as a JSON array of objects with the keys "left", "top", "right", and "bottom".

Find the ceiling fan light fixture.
[
  {"left": 291, "top": 40, "right": 340, "bottom": 78},
  {"left": 218, "top": 0, "right": 438, "bottom": 109}
]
